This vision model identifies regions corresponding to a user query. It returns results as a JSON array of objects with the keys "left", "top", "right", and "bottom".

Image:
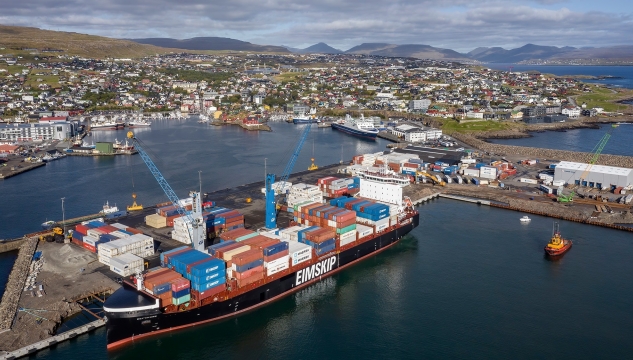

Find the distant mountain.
[
  {"left": 299, "top": 42, "right": 342, "bottom": 54},
  {"left": 345, "top": 43, "right": 468, "bottom": 60},
  {"left": 468, "top": 44, "right": 577, "bottom": 63},
  {"left": 550, "top": 45, "right": 633, "bottom": 60},
  {"left": 131, "top": 37, "right": 289, "bottom": 53}
]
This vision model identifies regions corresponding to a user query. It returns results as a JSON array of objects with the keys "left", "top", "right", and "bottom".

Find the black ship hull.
[{"left": 105, "top": 213, "right": 419, "bottom": 349}]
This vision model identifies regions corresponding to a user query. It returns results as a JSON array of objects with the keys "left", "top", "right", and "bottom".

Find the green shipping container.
[
  {"left": 172, "top": 294, "right": 191, "bottom": 306},
  {"left": 236, "top": 232, "right": 259, "bottom": 242},
  {"left": 336, "top": 224, "right": 357, "bottom": 234}
]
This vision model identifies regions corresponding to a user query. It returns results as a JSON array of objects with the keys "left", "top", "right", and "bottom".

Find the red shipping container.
[
  {"left": 234, "top": 265, "right": 264, "bottom": 280},
  {"left": 345, "top": 199, "right": 365, "bottom": 210},
  {"left": 337, "top": 218, "right": 356, "bottom": 228},
  {"left": 75, "top": 224, "right": 89, "bottom": 235},
  {"left": 82, "top": 242, "right": 96, "bottom": 253},
  {"left": 165, "top": 214, "right": 181, "bottom": 227},
  {"left": 171, "top": 278, "right": 190, "bottom": 292},
  {"left": 96, "top": 225, "right": 118, "bottom": 234},
  {"left": 197, "top": 283, "right": 227, "bottom": 300},
  {"left": 145, "top": 271, "right": 182, "bottom": 292},
  {"left": 264, "top": 249, "right": 290, "bottom": 262},
  {"left": 125, "top": 227, "right": 143, "bottom": 234},
  {"left": 220, "top": 228, "right": 253, "bottom": 241},
  {"left": 157, "top": 291, "right": 172, "bottom": 301},
  {"left": 232, "top": 249, "right": 264, "bottom": 266},
  {"left": 71, "top": 238, "right": 83, "bottom": 246},
  {"left": 145, "top": 268, "right": 170, "bottom": 281},
  {"left": 253, "top": 239, "right": 279, "bottom": 250},
  {"left": 236, "top": 271, "right": 264, "bottom": 287},
  {"left": 335, "top": 211, "right": 356, "bottom": 223}
]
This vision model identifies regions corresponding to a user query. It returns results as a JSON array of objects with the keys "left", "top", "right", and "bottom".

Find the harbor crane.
[
  {"left": 127, "top": 131, "right": 205, "bottom": 251},
  {"left": 265, "top": 123, "right": 312, "bottom": 229}
]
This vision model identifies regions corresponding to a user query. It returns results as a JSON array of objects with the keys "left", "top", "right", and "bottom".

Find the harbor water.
[
  {"left": 487, "top": 123, "right": 633, "bottom": 156},
  {"left": 484, "top": 64, "right": 633, "bottom": 89},
  {"left": 23, "top": 199, "right": 633, "bottom": 360},
  {"left": 2, "top": 119, "right": 633, "bottom": 359}
]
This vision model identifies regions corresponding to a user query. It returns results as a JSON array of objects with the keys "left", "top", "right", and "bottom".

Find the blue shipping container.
[
  {"left": 154, "top": 282, "right": 171, "bottom": 295},
  {"left": 160, "top": 246, "right": 190, "bottom": 265},
  {"left": 172, "top": 288, "right": 190, "bottom": 299},
  {"left": 191, "top": 278, "right": 225, "bottom": 292},
  {"left": 315, "top": 243, "right": 336, "bottom": 256},
  {"left": 263, "top": 242, "right": 289, "bottom": 257},
  {"left": 89, "top": 221, "right": 106, "bottom": 228},
  {"left": 189, "top": 258, "right": 226, "bottom": 277},
  {"left": 185, "top": 269, "right": 225, "bottom": 284},
  {"left": 352, "top": 201, "right": 372, "bottom": 212},
  {"left": 235, "top": 259, "right": 264, "bottom": 273}
]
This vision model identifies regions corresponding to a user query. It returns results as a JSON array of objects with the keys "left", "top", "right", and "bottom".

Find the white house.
[{"left": 562, "top": 107, "right": 581, "bottom": 119}]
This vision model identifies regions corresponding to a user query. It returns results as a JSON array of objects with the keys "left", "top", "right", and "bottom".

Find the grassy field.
[
  {"left": 576, "top": 85, "right": 633, "bottom": 112},
  {"left": 275, "top": 72, "right": 307, "bottom": 82},
  {"left": 439, "top": 119, "right": 516, "bottom": 133},
  {"left": 24, "top": 74, "right": 61, "bottom": 89}
]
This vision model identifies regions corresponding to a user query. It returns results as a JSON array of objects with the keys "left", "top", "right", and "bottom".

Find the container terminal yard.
[{"left": 1, "top": 138, "right": 632, "bottom": 358}]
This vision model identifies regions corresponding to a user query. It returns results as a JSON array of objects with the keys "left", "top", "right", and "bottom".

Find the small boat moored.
[
  {"left": 544, "top": 222, "right": 572, "bottom": 256},
  {"left": 520, "top": 216, "right": 531, "bottom": 223}
]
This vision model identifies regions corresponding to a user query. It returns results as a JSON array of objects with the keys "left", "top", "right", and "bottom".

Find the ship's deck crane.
[
  {"left": 127, "top": 131, "right": 205, "bottom": 251},
  {"left": 265, "top": 124, "right": 312, "bottom": 229}
]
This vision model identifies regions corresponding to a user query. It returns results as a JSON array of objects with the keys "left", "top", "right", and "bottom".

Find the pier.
[
  {"left": 0, "top": 319, "right": 105, "bottom": 360},
  {"left": 0, "top": 163, "right": 46, "bottom": 180}
]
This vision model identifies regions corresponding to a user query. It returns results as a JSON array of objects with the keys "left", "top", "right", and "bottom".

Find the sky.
[{"left": 1, "top": 0, "right": 632, "bottom": 52}]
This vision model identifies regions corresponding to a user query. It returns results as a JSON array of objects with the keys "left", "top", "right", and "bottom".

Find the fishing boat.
[
  {"left": 41, "top": 220, "right": 56, "bottom": 230},
  {"left": 520, "top": 216, "right": 531, "bottom": 223},
  {"left": 544, "top": 222, "right": 572, "bottom": 256}
]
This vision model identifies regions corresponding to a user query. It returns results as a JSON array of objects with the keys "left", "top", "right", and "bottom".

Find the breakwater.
[
  {"left": 452, "top": 133, "right": 633, "bottom": 168},
  {"left": 0, "top": 237, "right": 37, "bottom": 332}
]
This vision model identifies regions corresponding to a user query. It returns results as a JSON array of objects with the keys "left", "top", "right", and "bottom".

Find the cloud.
[{"left": 0, "top": 0, "right": 631, "bottom": 51}]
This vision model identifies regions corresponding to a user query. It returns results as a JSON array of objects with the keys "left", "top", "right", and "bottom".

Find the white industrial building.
[
  {"left": 0, "top": 122, "right": 76, "bottom": 142},
  {"left": 554, "top": 161, "right": 633, "bottom": 188},
  {"left": 390, "top": 124, "right": 442, "bottom": 143}
]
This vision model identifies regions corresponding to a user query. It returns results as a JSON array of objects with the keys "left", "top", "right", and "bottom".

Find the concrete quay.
[{"left": 0, "top": 319, "right": 105, "bottom": 360}]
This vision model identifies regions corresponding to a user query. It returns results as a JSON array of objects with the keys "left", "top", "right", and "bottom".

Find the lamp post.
[
  {"left": 198, "top": 170, "right": 202, "bottom": 194},
  {"left": 61, "top": 197, "right": 66, "bottom": 234}
]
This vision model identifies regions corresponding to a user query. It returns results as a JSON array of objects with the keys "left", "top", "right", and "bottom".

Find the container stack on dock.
[
  {"left": 286, "top": 183, "right": 323, "bottom": 208},
  {"left": 317, "top": 177, "right": 360, "bottom": 197},
  {"left": 72, "top": 221, "right": 147, "bottom": 253}
]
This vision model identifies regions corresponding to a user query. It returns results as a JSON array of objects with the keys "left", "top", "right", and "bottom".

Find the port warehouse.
[
  {"left": 554, "top": 161, "right": 633, "bottom": 188},
  {"left": 0, "top": 121, "right": 77, "bottom": 141}
]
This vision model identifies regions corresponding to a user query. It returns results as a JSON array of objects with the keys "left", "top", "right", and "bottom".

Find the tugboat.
[{"left": 544, "top": 222, "right": 572, "bottom": 256}]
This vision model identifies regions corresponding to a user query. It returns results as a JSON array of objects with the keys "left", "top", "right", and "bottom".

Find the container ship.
[
  {"left": 103, "top": 195, "right": 419, "bottom": 349},
  {"left": 331, "top": 114, "right": 379, "bottom": 140}
]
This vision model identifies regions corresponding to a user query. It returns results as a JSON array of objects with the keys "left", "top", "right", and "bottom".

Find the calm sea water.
[
  {"left": 2, "top": 119, "right": 633, "bottom": 359},
  {"left": 488, "top": 123, "right": 633, "bottom": 156},
  {"left": 26, "top": 199, "right": 633, "bottom": 360},
  {"left": 484, "top": 64, "right": 633, "bottom": 89}
]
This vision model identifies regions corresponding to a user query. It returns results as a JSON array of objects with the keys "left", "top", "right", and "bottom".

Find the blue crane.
[
  {"left": 265, "top": 123, "right": 312, "bottom": 229},
  {"left": 127, "top": 131, "right": 205, "bottom": 251}
]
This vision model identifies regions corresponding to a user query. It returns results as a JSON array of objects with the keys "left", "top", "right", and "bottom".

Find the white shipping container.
[
  {"left": 111, "top": 223, "right": 128, "bottom": 230},
  {"left": 83, "top": 235, "right": 99, "bottom": 246},
  {"left": 520, "top": 178, "right": 538, "bottom": 184},
  {"left": 280, "top": 226, "right": 303, "bottom": 241},
  {"left": 552, "top": 180, "right": 565, "bottom": 187},
  {"left": 97, "top": 242, "right": 122, "bottom": 257},
  {"left": 264, "top": 255, "right": 290, "bottom": 269},
  {"left": 267, "top": 261, "right": 289, "bottom": 276},
  {"left": 287, "top": 240, "right": 312, "bottom": 266},
  {"left": 479, "top": 166, "right": 498, "bottom": 180},
  {"left": 109, "top": 253, "right": 143, "bottom": 277},
  {"left": 87, "top": 229, "right": 105, "bottom": 238},
  {"left": 356, "top": 224, "right": 374, "bottom": 239},
  {"left": 340, "top": 235, "right": 356, "bottom": 247},
  {"left": 463, "top": 168, "right": 479, "bottom": 177},
  {"left": 110, "top": 230, "right": 129, "bottom": 239},
  {"left": 98, "top": 254, "right": 111, "bottom": 266}
]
